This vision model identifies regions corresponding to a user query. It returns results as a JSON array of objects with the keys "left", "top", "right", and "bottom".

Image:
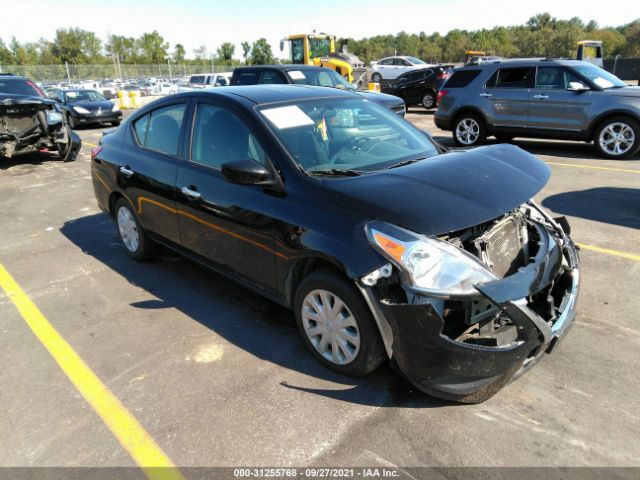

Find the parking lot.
[{"left": 1, "top": 105, "right": 639, "bottom": 473}]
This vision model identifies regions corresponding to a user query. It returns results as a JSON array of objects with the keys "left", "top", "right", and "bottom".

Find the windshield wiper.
[
  {"left": 308, "top": 168, "right": 364, "bottom": 177},
  {"left": 387, "top": 157, "right": 427, "bottom": 169}
]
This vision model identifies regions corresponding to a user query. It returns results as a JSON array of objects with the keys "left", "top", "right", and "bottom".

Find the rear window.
[
  {"left": 0, "top": 78, "right": 44, "bottom": 97},
  {"left": 443, "top": 70, "right": 481, "bottom": 88},
  {"left": 235, "top": 72, "right": 258, "bottom": 85}
]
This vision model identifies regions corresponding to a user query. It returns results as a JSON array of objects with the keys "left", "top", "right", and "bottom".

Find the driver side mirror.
[
  {"left": 221, "top": 159, "right": 273, "bottom": 186},
  {"left": 567, "top": 81, "right": 589, "bottom": 92}
]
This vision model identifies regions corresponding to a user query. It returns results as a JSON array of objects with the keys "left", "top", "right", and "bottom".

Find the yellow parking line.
[
  {"left": 577, "top": 243, "right": 640, "bottom": 261},
  {"left": 0, "top": 263, "right": 184, "bottom": 480},
  {"left": 546, "top": 162, "right": 640, "bottom": 174},
  {"left": 84, "top": 141, "right": 98, "bottom": 148}
]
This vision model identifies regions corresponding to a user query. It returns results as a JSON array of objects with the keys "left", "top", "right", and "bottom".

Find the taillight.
[
  {"left": 91, "top": 146, "right": 103, "bottom": 160},
  {"left": 28, "top": 81, "right": 45, "bottom": 97},
  {"left": 437, "top": 72, "right": 450, "bottom": 80},
  {"left": 437, "top": 90, "right": 448, "bottom": 103}
]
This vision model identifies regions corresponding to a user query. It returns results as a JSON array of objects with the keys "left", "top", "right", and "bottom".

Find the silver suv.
[{"left": 435, "top": 59, "right": 640, "bottom": 159}]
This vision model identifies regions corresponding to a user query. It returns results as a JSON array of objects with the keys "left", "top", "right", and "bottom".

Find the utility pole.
[
  {"left": 167, "top": 59, "right": 172, "bottom": 80},
  {"left": 65, "top": 61, "right": 71, "bottom": 84}
]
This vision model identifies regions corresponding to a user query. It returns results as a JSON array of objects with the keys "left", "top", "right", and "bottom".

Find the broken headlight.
[
  {"left": 46, "top": 111, "right": 63, "bottom": 125},
  {"left": 366, "top": 222, "right": 497, "bottom": 296}
]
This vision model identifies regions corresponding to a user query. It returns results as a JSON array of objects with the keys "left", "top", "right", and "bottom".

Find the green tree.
[
  {"left": 52, "top": 28, "right": 103, "bottom": 63},
  {"left": 136, "top": 31, "right": 169, "bottom": 64},
  {"left": 216, "top": 42, "right": 235, "bottom": 63},
  {"left": 248, "top": 38, "right": 275, "bottom": 65},
  {"left": 173, "top": 43, "right": 186, "bottom": 63},
  {"left": 241, "top": 41, "right": 251, "bottom": 63},
  {"left": 0, "top": 38, "right": 15, "bottom": 65}
]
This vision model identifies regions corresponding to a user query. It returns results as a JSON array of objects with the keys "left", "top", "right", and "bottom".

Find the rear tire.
[
  {"left": 593, "top": 116, "right": 640, "bottom": 159},
  {"left": 371, "top": 72, "right": 382, "bottom": 83},
  {"left": 453, "top": 113, "right": 487, "bottom": 147},
  {"left": 294, "top": 269, "right": 386, "bottom": 376},
  {"left": 114, "top": 198, "right": 158, "bottom": 261},
  {"left": 421, "top": 90, "right": 436, "bottom": 109}
]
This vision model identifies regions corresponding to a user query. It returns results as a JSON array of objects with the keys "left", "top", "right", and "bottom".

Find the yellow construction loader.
[{"left": 280, "top": 32, "right": 365, "bottom": 84}]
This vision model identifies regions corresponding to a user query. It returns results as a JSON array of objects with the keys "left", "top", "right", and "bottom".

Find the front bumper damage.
[{"left": 359, "top": 213, "right": 580, "bottom": 403}]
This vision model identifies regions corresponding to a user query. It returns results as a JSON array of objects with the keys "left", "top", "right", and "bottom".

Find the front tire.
[
  {"left": 453, "top": 113, "right": 487, "bottom": 147},
  {"left": 371, "top": 72, "right": 382, "bottom": 83},
  {"left": 114, "top": 198, "right": 158, "bottom": 261},
  {"left": 594, "top": 116, "right": 640, "bottom": 159},
  {"left": 294, "top": 270, "right": 386, "bottom": 376},
  {"left": 66, "top": 114, "right": 77, "bottom": 130}
]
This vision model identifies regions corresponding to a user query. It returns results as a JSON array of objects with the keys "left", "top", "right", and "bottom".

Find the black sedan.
[
  {"left": 382, "top": 66, "right": 452, "bottom": 109},
  {"left": 91, "top": 85, "right": 580, "bottom": 403},
  {"left": 50, "top": 89, "right": 122, "bottom": 129}
]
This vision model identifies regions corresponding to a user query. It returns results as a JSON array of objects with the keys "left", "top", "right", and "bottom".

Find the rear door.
[
  {"left": 118, "top": 101, "right": 189, "bottom": 245},
  {"left": 375, "top": 58, "right": 395, "bottom": 79},
  {"left": 527, "top": 66, "right": 592, "bottom": 132},
  {"left": 175, "top": 98, "right": 279, "bottom": 292},
  {"left": 482, "top": 66, "right": 534, "bottom": 128}
]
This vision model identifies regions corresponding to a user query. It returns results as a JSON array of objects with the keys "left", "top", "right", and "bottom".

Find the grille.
[{"left": 479, "top": 216, "right": 524, "bottom": 278}]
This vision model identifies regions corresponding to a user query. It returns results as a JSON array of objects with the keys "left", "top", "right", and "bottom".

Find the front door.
[
  {"left": 482, "top": 66, "right": 534, "bottom": 128},
  {"left": 175, "top": 100, "right": 279, "bottom": 293},
  {"left": 527, "top": 66, "right": 592, "bottom": 132}
]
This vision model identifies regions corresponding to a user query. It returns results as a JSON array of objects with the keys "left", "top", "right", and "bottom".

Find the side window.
[
  {"left": 393, "top": 73, "right": 410, "bottom": 85},
  {"left": 133, "top": 114, "right": 150, "bottom": 144},
  {"left": 138, "top": 104, "right": 186, "bottom": 156},
  {"left": 535, "top": 67, "right": 565, "bottom": 89},
  {"left": 216, "top": 75, "right": 228, "bottom": 86},
  {"left": 399, "top": 59, "right": 412, "bottom": 66},
  {"left": 495, "top": 67, "right": 535, "bottom": 88},
  {"left": 378, "top": 58, "right": 392, "bottom": 66},
  {"left": 258, "top": 70, "right": 285, "bottom": 84},
  {"left": 191, "top": 104, "right": 268, "bottom": 170},
  {"left": 565, "top": 70, "right": 587, "bottom": 89}
]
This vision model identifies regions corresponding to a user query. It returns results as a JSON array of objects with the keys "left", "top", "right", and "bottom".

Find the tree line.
[
  {"left": 0, "top": 29, "right": 276, "bottom": 67},
  {"left": 340, "top": 13, "right": 640, "bottom": 64},
  {"left": 0, "top": 13, "right": 639, "bottom": 68}
]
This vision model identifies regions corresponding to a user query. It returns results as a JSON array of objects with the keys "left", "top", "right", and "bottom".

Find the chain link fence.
[{"left": 0, "top": 63, "right": 235, "bottom": 83}]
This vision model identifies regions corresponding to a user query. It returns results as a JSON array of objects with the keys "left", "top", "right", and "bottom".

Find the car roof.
[
  {"left": 462, "top": 58, "right": 590, "bottom": 68},
  {"left": 180, "top": 84, "right": 357, "bottom": 105},
  {"left": 233, "top": 64, "right": 325, "bottom": 72}
]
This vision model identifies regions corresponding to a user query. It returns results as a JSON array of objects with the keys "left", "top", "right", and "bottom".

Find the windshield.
[
  {"left": 572, "top": 64, "right": 627, "bottom": 89},
  {"left": 65, "top": 90, "right": 106, "bottom": 102},
  {"left": 405, "top": 56, "right": 426, "bottom": 65},
  {"left": 286, "top": 69, "right": 355, "bottom": 90},
  {"left": 290, "top": 38, "right": 305, "bottom": 63},
  {"left": 259, "top": 98, "right": 439, "bottom": 174}
]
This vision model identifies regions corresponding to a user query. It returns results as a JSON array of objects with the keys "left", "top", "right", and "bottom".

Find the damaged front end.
[
  {"left": 0, "top": 94, "right": 81, "bottom": 162},
  {"left": 359, "top": 203, "right": 579, "bottom": 403}
]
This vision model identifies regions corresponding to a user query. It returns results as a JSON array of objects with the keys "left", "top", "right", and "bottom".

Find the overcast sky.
[{"left": 3, "top": 0, "right": 638, "bottom": 59}]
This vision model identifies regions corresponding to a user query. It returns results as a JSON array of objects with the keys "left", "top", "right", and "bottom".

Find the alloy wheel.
[
  {"left": 117, "top": 206, "right": 140, "bottom": 253},
  {"left": 598, "top": 122, "right": 635, "bottom": 156},
  {"left": 455, "top": 118, "right": 480, "bottom": 145},
  {"left": 422, "top": 93, "right": 435, "bottom": 109},
  {"left": 301, "top": 289, "right": 360, "bottom": 365}
]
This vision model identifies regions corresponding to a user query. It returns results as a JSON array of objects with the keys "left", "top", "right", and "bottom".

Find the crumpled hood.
[{"left": 323, "top": 144, "right": 551, "bottom": 235}]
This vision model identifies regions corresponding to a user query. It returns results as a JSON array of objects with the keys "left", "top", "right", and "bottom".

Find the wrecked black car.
[
  {"left": 91, "top": 86, "right": 579, "bottom": 403},
  {"left": 0, "top": 75, "right": 81, "bottom": 162}
]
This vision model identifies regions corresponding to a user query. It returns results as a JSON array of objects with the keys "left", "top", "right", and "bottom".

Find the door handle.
[
  {"left": 533, "top": 94, "right": 549, "bottom": 99},
  {"left": 480, "top": 92, "right": 493, "bottom": 97},
  {"left": 180, "top": 186, "right": 201, "bottom": 201},
  {"left": 119, "top": 166, "right": 134, "bottom": 178}
]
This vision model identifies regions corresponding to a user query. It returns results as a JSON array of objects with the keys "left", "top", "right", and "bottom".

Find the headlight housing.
[
  {"left": 73, "top": 106, "right": 90, "bottom": 114},
  {"left": 45, "top": 111, "right": 63, "bottom": 125},
  {"left": 112, "top": 103, "right": 120, "bottom": 112},
  {"left": 366, "top": 222, "right": 497, "bottom": 296}
]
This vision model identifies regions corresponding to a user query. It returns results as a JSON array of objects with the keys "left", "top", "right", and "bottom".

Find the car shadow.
[
  {"left": 543, "top": 187, "right": 640, "bottom": 229},
  {"left": 429, "top": 135, "right": 640, "bottom": 161},
  {"left": 60, "top": 213, "right": 456, "bottom": 409},
  {"left": 406, "top": 107, "right": 434, "bottom": 116},
  {"left": 0, "top": 151, "right": 61, "bottom": 171}
]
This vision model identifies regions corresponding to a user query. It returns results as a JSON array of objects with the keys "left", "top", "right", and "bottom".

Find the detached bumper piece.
[{"left": 374, "top": 223, "right": 579, "bottom": 403}]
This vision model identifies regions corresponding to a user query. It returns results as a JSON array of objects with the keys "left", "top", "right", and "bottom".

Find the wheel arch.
[
  {"left": 587, "top": 110, "right": 640, "bottom": 139},
  {"left": 452, "top": 107, "right": 490, "bottom": 131}
]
